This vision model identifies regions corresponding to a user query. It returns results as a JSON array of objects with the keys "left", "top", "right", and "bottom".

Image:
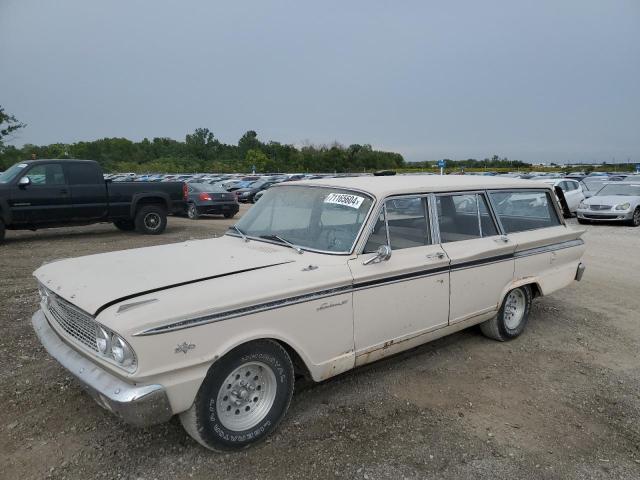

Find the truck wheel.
[
  {"left": 187, "top": 203, "right": 200, "bottom": 220},
  {"left": 0, "top": 219, "right": 5, "bottom": 243},
  {"left": 113, "top": 219, "right": 135, "bottom": 231},
  {"left": 135, "top": 205, "right": 167, "bottom": 235},
  {"left": 480, "top": 286, "right": 532, "bottom": 341},
  {"left": 180, "top": 340, "right": 294, "bottom": 451}
]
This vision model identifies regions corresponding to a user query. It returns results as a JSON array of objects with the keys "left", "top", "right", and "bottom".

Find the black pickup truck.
[{"left": 0, "top": 159, "right": 187, "bottom": 242}]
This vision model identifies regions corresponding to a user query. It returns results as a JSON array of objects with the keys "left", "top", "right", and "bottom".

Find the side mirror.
[
  {"left": 363, "top": 244, "right": 392, "bottom": 265},
  {"left": 18, "top": 176, "right": 30, "bottom": 187}
]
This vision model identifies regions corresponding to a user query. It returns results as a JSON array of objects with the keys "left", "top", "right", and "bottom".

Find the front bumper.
[
  {"left": 577, "top": 209, "right": 633, "bottom": 221},
  {"left": 32, "top": 310, "right": 173, "bottom": 427}
]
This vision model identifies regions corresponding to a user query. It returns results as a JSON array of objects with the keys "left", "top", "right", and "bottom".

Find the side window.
[
  {"left": 24, "top": 164, "right": 66, "bottom": 185},
  {"left": 489, "top": 190, "right": 560, "bottom": 233},
  {"left": 567, "top": 181, "right": 578, "bottom": 191},
  {"left": 436, "top": 193, "right": 498, "bottom": 243},
  {"left": 68, "top": 164, "right": 102, "bottom": 184},
  {"left": 363, "top": 197, "right": 430, "bottom": 252}
]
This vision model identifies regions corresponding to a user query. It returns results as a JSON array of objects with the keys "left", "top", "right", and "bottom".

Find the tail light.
[
  {"left": 199, "top": 192, "right": 212, "bottom": 201},
  {"left": 182, "top": 183, "right": 188, "bottom": 200}
]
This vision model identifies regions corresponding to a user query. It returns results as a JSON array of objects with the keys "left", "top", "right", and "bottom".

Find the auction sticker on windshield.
[{"left": 324, "top": 193, "right": 365, "bottom": 209}]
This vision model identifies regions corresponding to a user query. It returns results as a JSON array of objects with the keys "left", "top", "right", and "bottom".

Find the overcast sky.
[{"left": 1, "top": 0, "right": 638, "bottom": 163}]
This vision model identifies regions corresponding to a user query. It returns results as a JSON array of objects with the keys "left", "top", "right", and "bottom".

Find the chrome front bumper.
[
  {"left": 32, "top": 310, "right": 173, "bottom": 427},
  {"left": 576, "top": 209, "right": 634, "bottom": 221}
]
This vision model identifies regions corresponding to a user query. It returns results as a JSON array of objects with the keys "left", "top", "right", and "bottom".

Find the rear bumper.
[
  {"left": 32, "top": 310, "right": 173, "bottom": 427},
  {"left": 197, "top": 203, "right": 239, "bottom": 214}
]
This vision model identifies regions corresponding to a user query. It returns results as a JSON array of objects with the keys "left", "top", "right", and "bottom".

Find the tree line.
[{"left": 0, "top": 127, "right": 407, "bottom": 173}]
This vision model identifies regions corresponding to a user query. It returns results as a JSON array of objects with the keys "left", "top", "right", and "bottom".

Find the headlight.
[
  {"left": 96, "top": 327, "right": 111, "bottom": 354},
  {"left": 94, "top": 326, "right": 137, "bottom": 370},
  {"left": 111, "top": 335, "right": 135, "bottom": 367},
  {"left": 578, "top": 201, "right": 587, "bottom": 209},
  {"left": 241, "top": 192, "right": 250, "bottom": 197},
  {"left": 615, "top": 202, "right": 631, "bottom": 211}
]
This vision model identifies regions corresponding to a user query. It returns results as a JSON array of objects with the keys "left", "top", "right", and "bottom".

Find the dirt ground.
[{"left": 1, "top": 208, "right": 639, "bottom": 480}]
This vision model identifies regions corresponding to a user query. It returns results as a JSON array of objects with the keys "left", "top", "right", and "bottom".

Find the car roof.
[
  {"left": 283, "top": 175, "right": 553, "bottom": 198},
  {"left": 18, "top": 158, "right": 99, "bottom": 165}
]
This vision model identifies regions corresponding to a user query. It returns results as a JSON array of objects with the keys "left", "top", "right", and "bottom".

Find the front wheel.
[
  {"left": 135, "top": 205, "right": 167, "bottom": 235},
  {"left": 628, "top": 208, "right": 640, "bottom": 227},
  {"left": 480, "top": 286, "right": 532, "bottom": 341},
  {"left": 180, "top": 340, "right": 294, "bottom": 451},
  {"left": 0, "top": 219, "right": 5, "bottom": 243}
]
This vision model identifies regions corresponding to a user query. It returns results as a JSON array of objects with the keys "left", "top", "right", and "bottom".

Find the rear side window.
[
  {"left": 436, "top": 193, "right": 498, "bottom": 243},
  {"left": 68, "top": 163, "right": 103, "bottom": 184},
  {"left": 489, "top": 190, "right": 560, "bottom": 233}
]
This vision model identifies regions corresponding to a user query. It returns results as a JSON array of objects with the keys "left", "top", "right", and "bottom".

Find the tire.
[
  {"left": 628, "top": 208, "right": 640, "bottom": 227},
  {"left": 480, "top": 286, "right": 532, "bottom": 342},
  {"left": 180, "top": 340, "right": 294, "bottom": 451},
  {"left": 577, "top": 218, "right": 590, "bottom": 225},
  {"left": 224, "top": 212, "right": 236, "bottom": 219},
  {"left": 113, "top": 219, "right": 135, "bottom": 231},
  {"left": 0, "top": 219, "right": 5, "bottom": 243},
  {"left": 134, "top": 205, "right": 167, "bottom": 235},
  {"left": 187, "top": 203, "right": 200, "bottom": 220}
]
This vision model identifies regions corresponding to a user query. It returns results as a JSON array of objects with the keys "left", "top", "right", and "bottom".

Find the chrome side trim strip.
[{"left": 136, "top": 238, "right": 584, "bottom": 336}]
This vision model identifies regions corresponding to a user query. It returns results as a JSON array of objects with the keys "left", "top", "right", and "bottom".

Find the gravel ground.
[{"left": 1, "top": 210, "right": 639, "bottom": 480}]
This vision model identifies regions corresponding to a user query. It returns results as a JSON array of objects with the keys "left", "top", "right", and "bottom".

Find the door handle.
[{"left": 426, "top": 252, "right": 445, "bottom": 260}]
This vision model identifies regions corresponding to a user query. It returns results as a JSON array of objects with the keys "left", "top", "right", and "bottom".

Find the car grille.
[
  {"left": 45, "top": 288, "right": 98, "bottom": 352},
  {"left": 590, "top": 205, "right": 611, "bottom": 211},
  {"left": 583, "top": 214, "right": 618, "bottom": 220}
]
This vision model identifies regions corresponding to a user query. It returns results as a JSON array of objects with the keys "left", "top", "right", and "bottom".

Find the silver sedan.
[{"left": 577, "top": 183, "right": 640, "bottom": 226}]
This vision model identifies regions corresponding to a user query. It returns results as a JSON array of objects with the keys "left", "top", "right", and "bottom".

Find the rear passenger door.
[
  {"left": 436, "top": 192, "right": 516, "bottom": 324},
  {"left": 349, "top": 196, "right": 450, "bottom": 364},
  {"left": 66, "top": 163, "right": 108, "bottom": 221}
]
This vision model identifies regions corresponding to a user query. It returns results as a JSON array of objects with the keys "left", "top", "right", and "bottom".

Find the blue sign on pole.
[
  {"left": 636, "top": 163, "right": 640, "bottom": 173},
  {"left": 437, "top": 159, "right": 446, "bottom": 168}
]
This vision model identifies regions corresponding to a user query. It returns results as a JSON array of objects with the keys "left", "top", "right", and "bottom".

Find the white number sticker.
[
  {"left": 324, "top": 193, "right": 365, "bottom": 209},
  {"left": 17, "top": 163, "right": 27, "bottom": 168}
]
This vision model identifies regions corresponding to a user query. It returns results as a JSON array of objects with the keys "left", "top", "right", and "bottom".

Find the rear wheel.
[
  {"left": 135, "top": 205, "right": 167, "bottom": 235},
  {"left": 480, "top": 286, "right": 532, "bottom": 341},
  {"left": 113, "top": 219, "right": 135, "bottom": 231},
  {"left": 180, "top": 340, "right": 294, "bottom": 451},
  {"left": 187, "top": 203, "right": 200, "bottom": 220}
]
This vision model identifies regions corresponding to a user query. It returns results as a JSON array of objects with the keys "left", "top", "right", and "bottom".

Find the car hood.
[
  {"left": 584, "top": 195, "right": 639, "bottom": 206},
  {"left": 33, "top": 236, "right": 295, "bottom": 315}
]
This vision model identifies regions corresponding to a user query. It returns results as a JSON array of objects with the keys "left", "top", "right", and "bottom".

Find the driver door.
[{"left": 349, "top": 196, "right": 450, "bottom": 366}]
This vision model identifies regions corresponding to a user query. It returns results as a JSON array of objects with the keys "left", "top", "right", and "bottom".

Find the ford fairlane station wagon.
[{"left": 32, "top": 176, "right": 586, "bottom": 450}]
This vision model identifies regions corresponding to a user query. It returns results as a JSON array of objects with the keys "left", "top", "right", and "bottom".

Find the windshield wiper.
[
  {"left": 230, "top": 225, "right": 249, "bottom": 242},
  {"left": 260, "top": 234, "right": 304, "bottom": 254}
]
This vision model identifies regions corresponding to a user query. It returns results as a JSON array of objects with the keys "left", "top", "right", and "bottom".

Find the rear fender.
[{"left": 130, "top": 193, "right": 171, "bottom": 217}]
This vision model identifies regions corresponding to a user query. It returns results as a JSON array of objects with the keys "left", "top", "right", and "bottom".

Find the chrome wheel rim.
[
  {"left": 216, "top": 361, "right": 277, "bottom": 431},
  {"left": 188, "top": 205, "right": 196, "bottom": 219},
  {"left": 634, "top": 210, "right": 640, "bottom": 226},
  {"left": 144, "top": 212, "right": 161, "bottom": 230},
  {"left": 504, "top": 289, "right": 526, "bottom": 330}
]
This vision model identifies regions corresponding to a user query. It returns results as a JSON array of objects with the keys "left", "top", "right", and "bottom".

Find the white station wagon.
[{"left": 32, "top": 176, "right": 586, "bottom": 450}]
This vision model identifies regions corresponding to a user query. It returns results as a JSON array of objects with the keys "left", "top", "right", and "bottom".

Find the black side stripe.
[
  {"left": 96, "top": 261, "right": 294, "bottom": 316},
  {"left": 135, "top": 238, "right": 584, "bottom": 335}
]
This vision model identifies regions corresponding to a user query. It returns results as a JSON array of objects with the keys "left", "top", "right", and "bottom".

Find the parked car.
[
  {"left": 539, "top": 178, "right": 585, "bottom": 215},
  {"left": 0, "top": 159, "right": 186, "bottom": 242},
  {"left": 185, "top": 183, "right": 239, "bottom": 219},
  {"left": 234, "top": 179, "right": 276, "bottom": 203},
  {"left": 576, "top": 183, "right": 640, "bottom": 226},
  {"left": 31, "top": 176, "right": 585, "bottom": 450}
]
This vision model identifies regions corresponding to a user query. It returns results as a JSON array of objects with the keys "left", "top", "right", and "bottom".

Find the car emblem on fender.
[{"left": 175, "top": 342, "right": 196, "bottom": 354}]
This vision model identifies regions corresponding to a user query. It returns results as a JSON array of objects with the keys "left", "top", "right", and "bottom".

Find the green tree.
[
  {"left": 0, "top": 106, "right": 26, "bottom": 152},
  {"left": 244, "top": 149, "right": 268, "bottom": 173}
]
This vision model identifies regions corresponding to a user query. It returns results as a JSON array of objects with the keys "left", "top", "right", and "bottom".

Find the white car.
[
  {"left": 539, "top": 178, "right": 585, "bottom": 214},
  {"left": 32, "top": 176, "right": 586, "bottom": 450}
]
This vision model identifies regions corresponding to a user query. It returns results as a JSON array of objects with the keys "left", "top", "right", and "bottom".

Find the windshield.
[
  {"left": 596, "top": 184, "right": 640, "bottom": 196},
  {"left": 0, "top": 163, "right": 28, "bottom": 183},
  {"left": 231, "top": 185, "right": 374, "bottom": 253}
]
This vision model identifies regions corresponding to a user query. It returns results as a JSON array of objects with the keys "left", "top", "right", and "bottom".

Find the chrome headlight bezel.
[
  {"left": 94, "top": 325, "right": 137, "bottom": 371},
  {"left": 615, "top": 202, "right": 631, "bottom": 211}
]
